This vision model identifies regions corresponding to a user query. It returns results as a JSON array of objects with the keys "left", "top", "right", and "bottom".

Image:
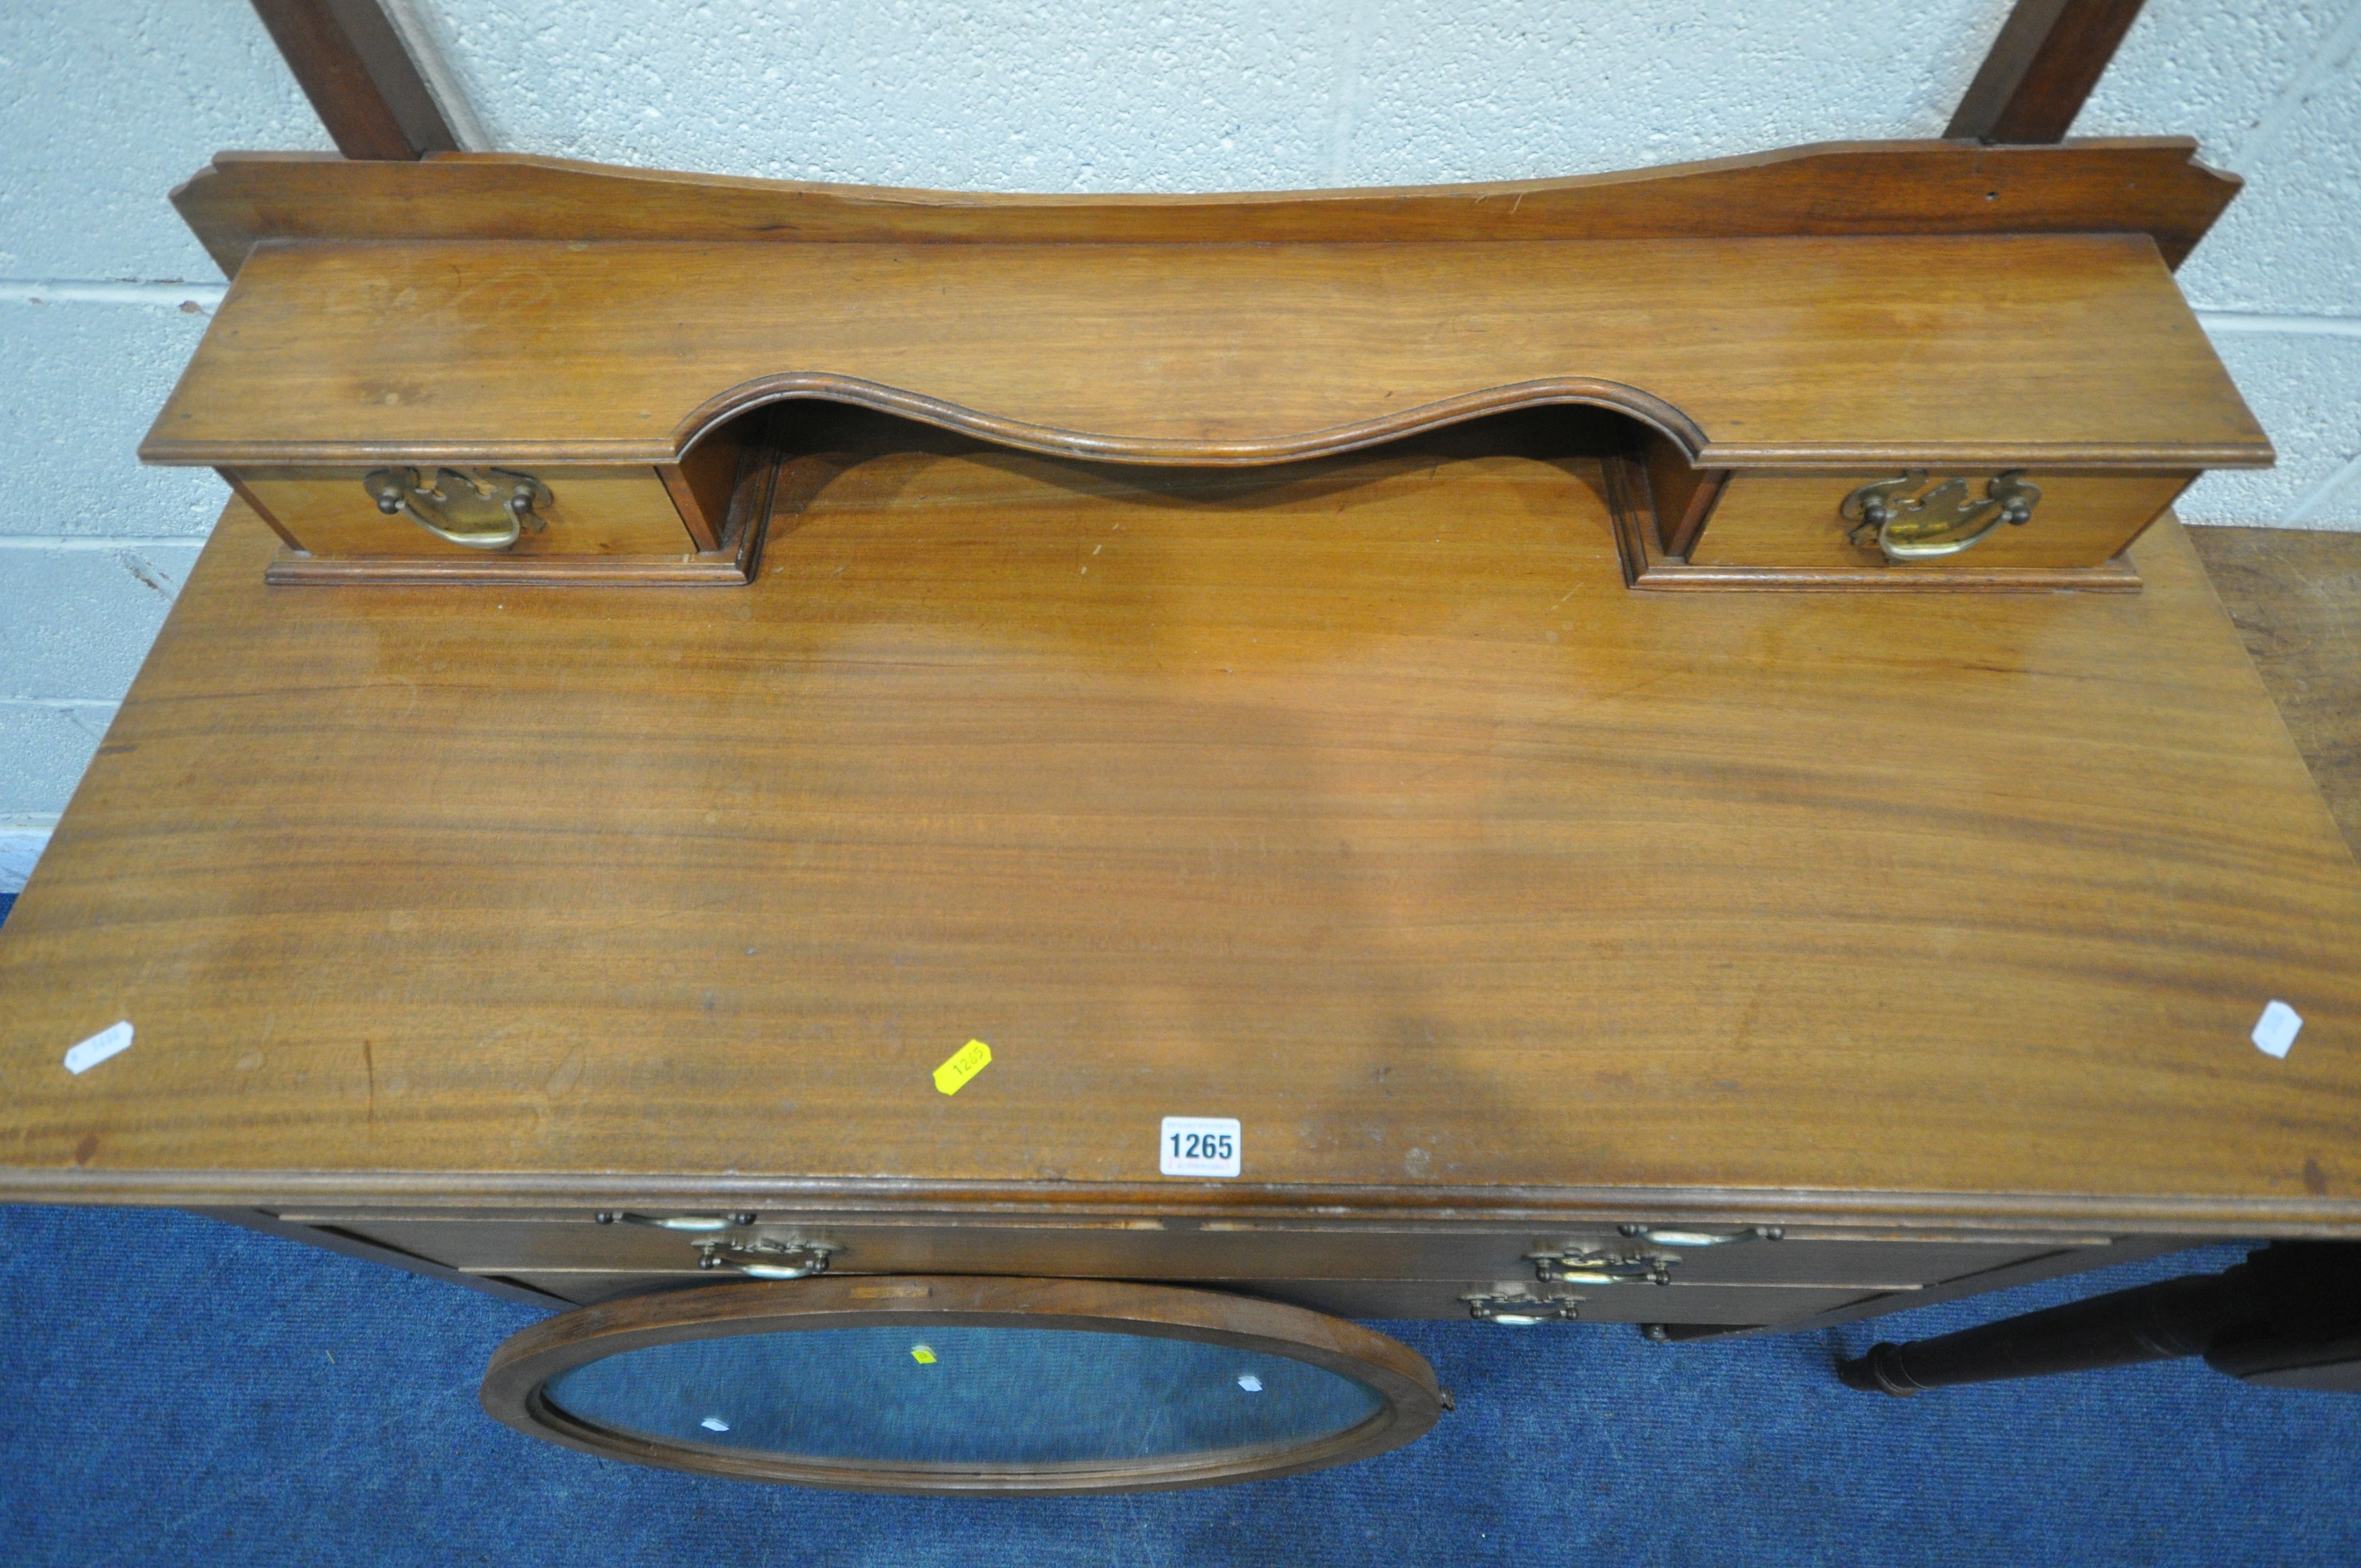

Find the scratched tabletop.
[{"left": 2, "top": 448, "right": 2357, "bottom": 1232}]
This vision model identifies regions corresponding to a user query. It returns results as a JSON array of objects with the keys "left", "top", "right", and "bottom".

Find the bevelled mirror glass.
[{"left": 482, "top": 1276, "right": 1444, "bottom": 1493}]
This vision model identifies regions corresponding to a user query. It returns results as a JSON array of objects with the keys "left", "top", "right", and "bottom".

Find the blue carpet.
[
  {"left": 3, "top": 879, "right": 2357, "bottom": 1564},
  {"left": 4, "top": 1217, "right": 2357, "bottom": 1564}
]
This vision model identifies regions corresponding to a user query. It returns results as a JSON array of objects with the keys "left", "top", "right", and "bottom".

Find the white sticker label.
[
  {"left": 2252, "top": 1000, "right": 2303, "bottom": 1060},
  {"left": 1160, "top": 1117, "right": 1242, "bottom": 1178},
  {"left": 63, "top": 1021, "right": 134, "bottom": 1076}
]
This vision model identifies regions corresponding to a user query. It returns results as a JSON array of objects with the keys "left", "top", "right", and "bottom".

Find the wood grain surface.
[
  {"left": 168, "top": 139, "right": 2240, "bottom": 276},
  {"left": 140, "top": 234, "right": 2267, "bottom": 473},
  {"left": 2189, "top": 526, "right": 2361, "bottom": 854},
  {"left": 3, "top": 437, "right": 2355, "bottom": 1229}
]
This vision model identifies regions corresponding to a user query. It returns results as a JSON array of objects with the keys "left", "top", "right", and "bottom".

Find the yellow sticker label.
[
  {"left": 933, "top": 1039, "right": 992, "bottom": 1096},
  {"left": 910, "top": 1344, "right": 938, "bottom": 1365}
]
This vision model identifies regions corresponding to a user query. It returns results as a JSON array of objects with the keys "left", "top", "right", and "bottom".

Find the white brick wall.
[
  {"left": 0, "top": 0, "right": 324, "bottom": 883},
  {"left": 2, "top": 0, "right": 2357, "bottom": 889},
  {"left": 2077, "top": 0, "right": 2361, "bottom": 528}
]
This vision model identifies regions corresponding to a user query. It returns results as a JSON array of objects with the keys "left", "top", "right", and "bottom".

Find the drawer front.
[
  {"left": 307, "top": 1214, "right": 2085, "bottom": 1292},
  {"left": 474, "top": 1267, "right": 1886, "bottom": 1325},
  {"left": 1685, "top": 470, "right": 2191, "bottom": 570},
  {"left": 1238, "top": 1278, "right": 1887, "bottom": 1324},
  {"left": 233, "top": 465, "right": 699, "bottom": 558}
]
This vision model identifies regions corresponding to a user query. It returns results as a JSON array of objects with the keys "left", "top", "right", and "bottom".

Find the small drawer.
[
  {"left": 1685, "top": 469, "right": 2193, "bottom": 571},
  {"left": 1236, "top": 1278, "right": 1890, "bottom": 1325},
  {"left": 232, "top": 464, "right": 697, "bottom": 558},
  {"left": 222, "top": 423, "right": 765, "bottom": 586}
]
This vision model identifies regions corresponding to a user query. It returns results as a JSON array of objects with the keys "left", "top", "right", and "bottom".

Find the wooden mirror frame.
[{"left": 480, "top": 1275, "right": 1447, "bottom": 1494}]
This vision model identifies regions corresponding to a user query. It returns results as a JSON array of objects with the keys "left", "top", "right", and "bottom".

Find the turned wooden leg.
[{"left": 1838, "top": 1244, "right": 2361, "bottom": 1397}]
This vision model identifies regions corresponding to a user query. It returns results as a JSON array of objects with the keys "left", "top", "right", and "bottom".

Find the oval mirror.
[{"left": 482, "top": 1275, "right": 1444, "bottom": 1493}]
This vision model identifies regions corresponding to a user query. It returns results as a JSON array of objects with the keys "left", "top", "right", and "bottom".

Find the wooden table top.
[{"left": 3, "top": 442, "right": 2357, "bottom": 1229}]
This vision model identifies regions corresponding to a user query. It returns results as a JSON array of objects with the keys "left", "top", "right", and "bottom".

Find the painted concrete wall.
[{"left": 2, "top": 0, "right": 2358, "bottom": 888}]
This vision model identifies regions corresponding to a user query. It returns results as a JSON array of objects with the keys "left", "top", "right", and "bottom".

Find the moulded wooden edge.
[
  {"left": 145, "top": 377, "right": 1715, "bottom": 469},
  {"left": 1690, "top": 442, "right": 2270, "bottom": 471},
  {"left": 270, "top": 1215, "right": 2122, "bottom": 1248},
  {"left": 262, "top": 552, "right": 753, "bottom": 586},
  {"left": 10, "top": 1169, "right": 2361, "bottom": 1237},
  {"left": 674, "top": 374, "right": 1713, "bottom": 470},
  {"left": 478, "top": 1275, "right": 1444, "bottom": 1493},
  {"left": 168, "top": 137, "right": 2242, "bottom": 277},
  {"left": 139, "top": 373, "right": 2275, "bottom": 475}
]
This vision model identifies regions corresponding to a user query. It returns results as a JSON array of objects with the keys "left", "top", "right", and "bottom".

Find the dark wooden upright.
[
  {"left": 249, "top": 0, "right": 458, "bottom": 160},
  {"left": 1949, "top": 0, "right": 2150, "bottom": 144}
]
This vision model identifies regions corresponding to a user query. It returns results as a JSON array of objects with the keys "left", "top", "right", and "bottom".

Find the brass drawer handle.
[
  {"left": 697, "top": 1239, "right": 836, "bottom": 1280},
  {"left": 1622, "top": 1223, "right": 1783, "bottom": 1248},
  {"left": 1465, "top": 1292, "right": 1581, "bottom": 1325},
  {"left": 591, "top": 1211, "right": 836, "bottom": 1276},
  {"left": 1528, "top": 1223, "right": 1783, "bottom": 1286},
  {"left": 1842, "top": 471, "right": 2038, "bottom": 562},
  {"left": 595, "top": 1210, "right": 757, "bottom": 1232},
  {"left": 1530, "top": 1250, "right": 1673, "bottom": 1286},
  {"left": 363, "top": 467, "right": 552, "bottom": 551}
]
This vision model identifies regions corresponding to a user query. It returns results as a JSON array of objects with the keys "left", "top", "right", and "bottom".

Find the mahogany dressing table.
[{"left": 2, "top": 139, "right": 2357, "bottom": 1493}]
